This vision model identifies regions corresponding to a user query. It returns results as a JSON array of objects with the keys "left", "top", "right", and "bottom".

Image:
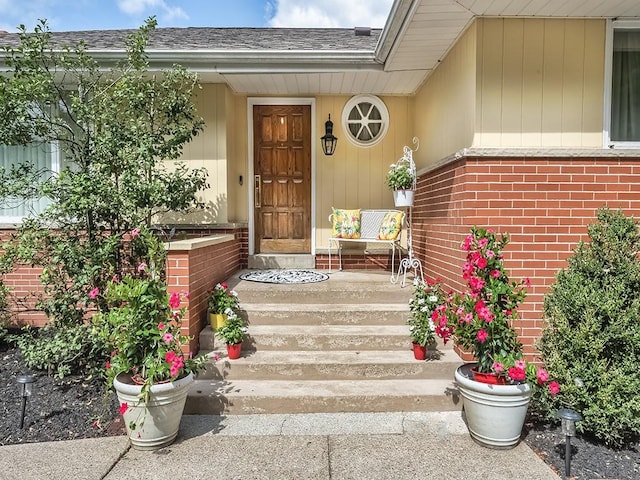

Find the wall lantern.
[
  {"left": 321, "top": 114, "right": 338, "bottom": 156},
  {"left": 16, "top": 373, "right": 36, "bottom": 429},
  {"left": 557, "top": 408, "right": 582, "bottom": 478}
]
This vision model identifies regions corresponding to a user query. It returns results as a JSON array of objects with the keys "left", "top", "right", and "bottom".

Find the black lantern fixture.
[
  {"left": 321, "top": 114, "right": 338, "bottom": 156},
  {"left": 557, "top": 408, "right": 582, "bottom": 478},
  {"left": 16, "top": 373, "right": 36, "bottom": 429}
]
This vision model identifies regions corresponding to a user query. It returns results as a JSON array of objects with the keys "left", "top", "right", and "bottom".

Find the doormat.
[{"left": 239, "top": 269, "right": 329, "bottom": 284}]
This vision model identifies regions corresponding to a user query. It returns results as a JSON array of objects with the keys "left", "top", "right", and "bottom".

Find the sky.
[{"left": 0, "top": 0, "right": 395, "bottom": 33}]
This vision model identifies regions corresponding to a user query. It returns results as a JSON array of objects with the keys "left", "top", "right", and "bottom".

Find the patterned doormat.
[{"left": 239, "top": 269, "right": 329, "bottom": 284}]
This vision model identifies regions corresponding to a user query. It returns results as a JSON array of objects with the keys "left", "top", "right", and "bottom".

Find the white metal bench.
[{"left": 328, "top": 209, "right": 405, "bottom": 279}]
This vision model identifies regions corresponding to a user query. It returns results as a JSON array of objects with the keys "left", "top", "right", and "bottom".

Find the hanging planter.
[{"left": 393, "top": 189, "right": 414, "bottom": 207}]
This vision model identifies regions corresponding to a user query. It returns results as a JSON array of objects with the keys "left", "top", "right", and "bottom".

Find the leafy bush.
[
  {"left": 539, "top": 208, "right": 640, "bottom": 446},
  {"left": 14, "top": 324, "right": 107, "bottom": 378}
]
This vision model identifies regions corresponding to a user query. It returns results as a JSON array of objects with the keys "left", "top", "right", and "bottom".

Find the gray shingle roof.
[{"left": 0, "top": 27, "right": 381, "bottom": 52}]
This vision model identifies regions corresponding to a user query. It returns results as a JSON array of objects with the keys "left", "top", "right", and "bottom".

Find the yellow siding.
[
  {"left": 226, "top": 89, "right": 248, "bottom": 223},
  {"left": 412, "top": 22, "right": 477, "bottom": 169},
  {"left": 474, "top": 18, "right": 606, "bottom": 148},
  {"left": 163, "top": 83, "right": 229, "bottom": 224},
  {"left": 315, "top": 95, "right": 412, "bottom": 250}
]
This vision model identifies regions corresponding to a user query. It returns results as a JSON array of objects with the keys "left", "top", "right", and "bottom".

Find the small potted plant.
[
  {"left": 430, "top": 226, "right": 559, "bottom": 449},
  {"left": 91, "top": 227, "right": 206, "bottom": 450},
  {"left": 408, "top": 279, "right": 445, "bottom": 360},
  {"left": 215, "top": 310, "right": 248, "bottom": 360},
  {"left": 386, "top": 154, "right": 415, "bottom": 207},
  {"left": 208, "top": 282, "right": 240, "bottom": 331}
]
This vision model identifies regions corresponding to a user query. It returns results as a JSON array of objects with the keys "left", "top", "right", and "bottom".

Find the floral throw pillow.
[
  {"left": 331, "top": 208, "right": 361, "bottom": 239},
  {"left": 377, "top": 211, "right": 403, "bottom": 240}
]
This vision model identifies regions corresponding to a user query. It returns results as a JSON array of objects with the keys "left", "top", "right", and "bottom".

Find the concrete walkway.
[{"left": 0, "top": 412, "right": 558, "bottom": 480}]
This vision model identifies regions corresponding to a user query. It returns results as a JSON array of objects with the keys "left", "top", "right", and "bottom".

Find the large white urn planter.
[
  {"left": 113, "top": 372, "right": 194, "bottom": 450},
  {"left": 454, "top": 364, "right": 532, "bottom": 449}
]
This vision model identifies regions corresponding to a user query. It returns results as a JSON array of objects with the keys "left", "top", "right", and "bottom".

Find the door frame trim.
[{"left": 247, "top": 97, "right": 316, "bottom": 256}]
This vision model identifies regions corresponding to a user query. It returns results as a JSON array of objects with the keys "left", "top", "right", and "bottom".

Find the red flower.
[
  {"left": 548, "top": 381, "right": 560, "bottom": 396},
  {"left": 165, "top": 351, "right": 177, "bottom": 363},
  {"left": 490, "top": 269, "right": 501, "bottom": 278},
  {"left": 508, "top": 366, "right": 526, "bottom": 381},
  {"left": 119, "top": 403, "right": 128, "bottom": 415},
  {"left": 476, "top": 329, "right": 488, "bottom": 343},
  {"left": 105, "top": 361, "right": 110, "bottom": 370},
  {"left": 169, "top": 291, "right": 181, "bottom": 309},
  {"left": 476, "top": 257, "right": 487, "bottom": 269}
]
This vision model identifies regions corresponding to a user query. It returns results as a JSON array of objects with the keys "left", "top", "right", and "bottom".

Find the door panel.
[{"left": 254, "top": 105, "right": 311, "bottom": 253}]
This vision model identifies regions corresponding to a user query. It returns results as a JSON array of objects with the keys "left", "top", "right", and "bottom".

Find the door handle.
[{"left": 254, "top": 175, "right": 261, "bottom": 208}]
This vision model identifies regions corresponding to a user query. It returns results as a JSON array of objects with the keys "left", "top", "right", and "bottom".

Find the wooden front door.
[{"left": 253, "top": 104, "right": 311, "bottom": 253}]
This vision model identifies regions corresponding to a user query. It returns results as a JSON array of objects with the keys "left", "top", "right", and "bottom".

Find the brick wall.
[{"left": 413, "top": 155, "right": 640, "bottom": 360}]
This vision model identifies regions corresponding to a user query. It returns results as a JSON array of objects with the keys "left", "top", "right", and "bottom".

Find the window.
[
  {"left": 341, "top": 95, "right": 389, "bottom": 147},
  {"left": 608, "top": 23, "right": 640, "bottom": 146},
  {"left": 0, "top": 142, "right": 59, "bottom": 222}
]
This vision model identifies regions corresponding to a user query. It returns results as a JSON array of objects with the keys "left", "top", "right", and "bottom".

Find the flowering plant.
[
  {"left": 208, "top": 282, "right": 239, "bottom": 314},
  {"left": 215, "top": 310, "right": 248, "bottom": 345},
  {"left": 91, "top": 228, "right": 206, "bottom": 410},
  {"left": 432, "top": 226, "right": 559, "bottom": 396},
  {"left": 408, "top": 279, "right": 447, "bottom": 346},
  {"left": 385, "top": 157, "right": 415, "bottom": 190}
]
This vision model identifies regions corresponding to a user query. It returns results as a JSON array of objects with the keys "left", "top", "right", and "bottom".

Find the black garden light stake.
[
  {"left": 16, "top": 374, "right": 36, "bottom": 429},
  {"left": 557, "top": 408, "right": 582, "bottom": 479}
]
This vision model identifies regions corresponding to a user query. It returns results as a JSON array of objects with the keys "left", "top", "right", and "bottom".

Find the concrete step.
[
  {"left": 239, "top": 303, "right": 409, "bottom": 326},
  {"left": 196, "top": 349, "right": 461, "bottom": 381},
  {"left": 201, "top": 325, "right": 411, "bottom": 352},
  {"left": 185, "top": 378, "right": 460, "bottom": 415},
  {"left": 248, "top": 254, "right": 315, "bottom": 269}
]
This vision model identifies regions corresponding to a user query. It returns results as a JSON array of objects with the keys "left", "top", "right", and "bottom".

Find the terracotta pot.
[
  {"left": 471, "top": 368, "right": 508, "bottom": 385},
  {"left": 412, "top": 342, "right": 427, "bottom": 360},
  {"left": 227, "top": 342, "right": 242, "bottom": 360}
]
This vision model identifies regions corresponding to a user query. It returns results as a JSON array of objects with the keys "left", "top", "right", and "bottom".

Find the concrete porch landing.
[{"left": 187, "top": 270, "right": 464, "bottom": 415}]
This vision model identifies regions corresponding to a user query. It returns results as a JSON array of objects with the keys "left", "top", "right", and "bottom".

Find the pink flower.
[
  {"left": 105, "top": 361, "right": 110, "bottom": 370},
  {"left": 492, "top": 362, "right": 504, "bottom": 372},
  {"left": 119, "top": 403, "right": 128, "bottom": 415},
  {"left": 169, "top": 291, "right": 181, "bottom": 309},
  {"left": 165, "top": 351, "right": 177, "bottom": 363},
  {"left": 476, "top": 257, "right": 487, "bottom": 269},
  {"left": 476, "top": 329, "right": 488, "bottom": 343},
  {"left": 158, "top": 322, "right": 165, "bottom": 330},
  {"left": 490, "top": 269, "right": 501, "bottom": 278},
  {"left": 478, "top": 238, "right": 488, "bottom": 249},
  {"left": 548, "top": 381, "right": 560, "bottom": 396},
  {"left": 536, "top": 368, "right": 549, "bottom": 384},
  {"left": 162, "top": 333, "right": 174, "bottom": 343},
  {"left": 462, "top": 235, "right": 473, "bottom": 251},
  {"left": 525, "top": 278, "right": 531, "bottom": 287},
  {"left": 462, "top": 313, "right": 473, "bottom": 324},
  {"left": 130, "top": 228, "right": 140, "bottom": 238},
  {"left": 514, "top": 359, "right": 526, "bottom": 370},
  {"left": 213, "top": 353, "right": 220, "bottom": 362},
  {"left": 88, "top": 287, "right": 99, "bottom": 299},
  {"left": 92, "top": 421, "right": 100, "bottom": 429},
  {"left": 181, "top": 290, "right": 190, "bottom": 300},
  {"left": 486, "top": 250, "right": 495, "bottom": 258},
  {"left": 111, "top": 275, "right": 119, "bottom": 283},
  {"left": 137, "top": 262, "right": 146, "bottom": 272},
  {"left": 508, "top": 366, "right": 526, "bottom": 381},
  {"left": 221, "top": 282, "right": 228, "bottom": 290}
]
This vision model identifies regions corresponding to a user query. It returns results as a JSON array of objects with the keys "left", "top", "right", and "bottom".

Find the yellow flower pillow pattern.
[
  {"left": 331, "top": 208, "right": 361, "bottom": 239},
  {"left": 377, "top": 211, "right": 403, "bottom": 240}
]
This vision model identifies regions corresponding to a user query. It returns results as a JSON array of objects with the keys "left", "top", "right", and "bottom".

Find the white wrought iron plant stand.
[{"left": 392, "top": 138, "right": 424, "bottom": 287}]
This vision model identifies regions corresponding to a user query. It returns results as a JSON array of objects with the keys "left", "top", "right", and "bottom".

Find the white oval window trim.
[{"left": 341, "top": 94, "right": 389, "bottom": 147}]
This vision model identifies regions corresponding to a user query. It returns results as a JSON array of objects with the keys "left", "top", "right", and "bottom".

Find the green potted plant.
[
  {"left": 431, "top": 226, "right": 559, "bottom": 449},
  {"left": 215, "top": 311, "right": 248, "bottom": 360},
  {"left": 208, "top": 282, "right": 240, "bottom": 331},
  {"left": 91, "top": 227, "right": 206, "bottom": 450},
  {"left": 386, "top": 156, "right": 415, "bottom": 206},
  {"left": 408, "top": 279, "right": 445, "bottom": 360}
]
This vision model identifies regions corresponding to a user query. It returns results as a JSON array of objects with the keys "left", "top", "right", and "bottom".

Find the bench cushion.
[
  {"left": 331, "top": 208, "right": 361, "bottom": 239},
  {"left": 377, "top": 211, "right": 403, "bottom": 240}
]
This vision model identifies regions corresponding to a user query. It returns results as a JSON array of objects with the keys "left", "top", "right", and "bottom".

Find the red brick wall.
[{"left": 413, "top": 155, "right": 640, "bottom": 360}]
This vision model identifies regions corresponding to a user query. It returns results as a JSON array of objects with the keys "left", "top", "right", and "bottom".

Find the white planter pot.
[
  {"left": 454, "top": 364, "right": 532, "bottom": 449},
  {"left": 393, "top": 189, "right": 414, "bottom": 207},
  {"left": 113, "top": 372, "right": 194, "bottom": 450}
]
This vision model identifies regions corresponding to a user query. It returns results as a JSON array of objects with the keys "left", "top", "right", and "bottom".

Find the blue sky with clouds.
[{"left": 0, "top": 0, "right": 394, "bottom": 32}]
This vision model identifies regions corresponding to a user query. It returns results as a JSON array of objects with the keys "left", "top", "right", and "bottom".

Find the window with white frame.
[
  {"left": 608, "top": 23, "right": 640, "bottom": 146},
  {"left": 0, "top": 142, "right": 59, "bottom": 222},
  {"left": 341, "top": 95, "right": 389, "bottom": 147}
]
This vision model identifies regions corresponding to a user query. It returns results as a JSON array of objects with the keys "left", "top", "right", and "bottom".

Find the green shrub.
[
  {"left": 14, "top": 324, "right": 107, "bottom": 378},
  {"left": 539, "top": 208, "right": 640, "bottom": 446}
]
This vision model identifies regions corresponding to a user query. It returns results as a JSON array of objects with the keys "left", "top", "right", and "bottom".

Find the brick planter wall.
[{"left": 413, "top": 154, "right": 640, "bottom": 361}]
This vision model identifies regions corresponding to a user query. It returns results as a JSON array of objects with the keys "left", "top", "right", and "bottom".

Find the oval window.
[{"left": 341, "top": 95, "right": 389, "bottom": 147}]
